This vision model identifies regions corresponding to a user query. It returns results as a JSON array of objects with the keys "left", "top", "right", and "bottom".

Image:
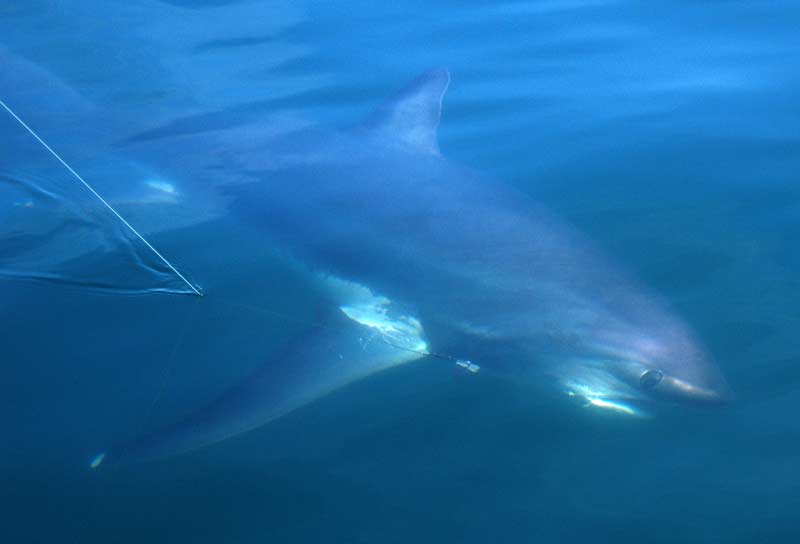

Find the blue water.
[{"left": 2, "top": 1, "right": 800, "bottom": 541}]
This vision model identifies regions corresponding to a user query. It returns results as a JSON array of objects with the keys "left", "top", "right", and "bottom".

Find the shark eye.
[{"left": 639, "top": 369, "right": 664, "bottom": 390}]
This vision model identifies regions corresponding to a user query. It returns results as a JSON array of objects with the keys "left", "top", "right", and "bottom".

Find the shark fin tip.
[{"left": 89, "top": 452, "right": 106, "bottom": 470}]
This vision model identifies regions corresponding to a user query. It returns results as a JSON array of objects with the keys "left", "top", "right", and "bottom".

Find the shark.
[{"left": 78, "top": 69, "right": 731, "bottom": 468}]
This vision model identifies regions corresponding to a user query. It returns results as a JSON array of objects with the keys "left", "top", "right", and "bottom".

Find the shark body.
[{"left": 36, "top": 69, "right": 728, "bottom": 466}]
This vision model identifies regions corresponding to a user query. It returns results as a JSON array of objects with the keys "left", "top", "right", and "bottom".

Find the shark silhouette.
[{"left": 85, "top": 69, "right": 730, "bottom": 468}]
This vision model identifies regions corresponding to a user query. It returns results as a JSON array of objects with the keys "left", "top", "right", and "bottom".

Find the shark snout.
[{"left": 648, "top": 372, "right": 733, "bottom": 405}]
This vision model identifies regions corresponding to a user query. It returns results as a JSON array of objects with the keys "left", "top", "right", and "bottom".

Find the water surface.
[{"left": 2, "top": 1, "right": 799, "bottom": 542}]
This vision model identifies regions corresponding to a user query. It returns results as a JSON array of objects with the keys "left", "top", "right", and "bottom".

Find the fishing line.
[
  {"left": 143, "top": 296, "right": 202, "bottom": 424},
  {"left": 0, "top": 98, "right": 203, "bottom": 296},
  {"left": 109, "top": 295, "right": 202, "bottom": 467}
]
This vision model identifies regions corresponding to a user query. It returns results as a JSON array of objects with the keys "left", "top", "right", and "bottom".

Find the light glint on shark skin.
[
  {"left": 565, "top": 390, "right": 644, "bottom": 418},
  {"left": 145, "top": 179, "right": 178, "bottom": 196},
  {"left": 326, "top": 274, "right": 429, "bottom": 357},
  {"left": 563, "top": 373, "right": 647, "bottom": 418},
  {"left": 585, "top": 396, "right": 640, "bottom": 417},
  {"left": 141, "top": 178, "right": 180, "bottom": 204},
  {"left": 339, "top": 298, "right": 429, "bottom": 360}
]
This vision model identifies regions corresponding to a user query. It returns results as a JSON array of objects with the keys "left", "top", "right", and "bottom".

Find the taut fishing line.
[{"left": 0, "top": 98, "right": 203, "bottom": 297}]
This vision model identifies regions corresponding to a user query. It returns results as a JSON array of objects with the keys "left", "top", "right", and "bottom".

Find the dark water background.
[{"left": 2, "top": 1, "right": 800, "bottom": 542}]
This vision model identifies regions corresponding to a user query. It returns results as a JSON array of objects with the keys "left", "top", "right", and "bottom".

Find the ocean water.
[{"left": 2, "top": 1, "right": 800, "bottom": 542}]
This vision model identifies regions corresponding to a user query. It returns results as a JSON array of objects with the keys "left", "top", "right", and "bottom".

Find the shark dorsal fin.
[{"left": 362, "top": 68, "right": 450, "bottom": 155}]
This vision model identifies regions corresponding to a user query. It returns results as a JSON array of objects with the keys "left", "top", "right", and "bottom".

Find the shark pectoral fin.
[
  {"left": 358, "top": 68, "right": 450, "bottom": 155},
  {"left": 92, "top": 298, "right": 429, "bottom": 468}
]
